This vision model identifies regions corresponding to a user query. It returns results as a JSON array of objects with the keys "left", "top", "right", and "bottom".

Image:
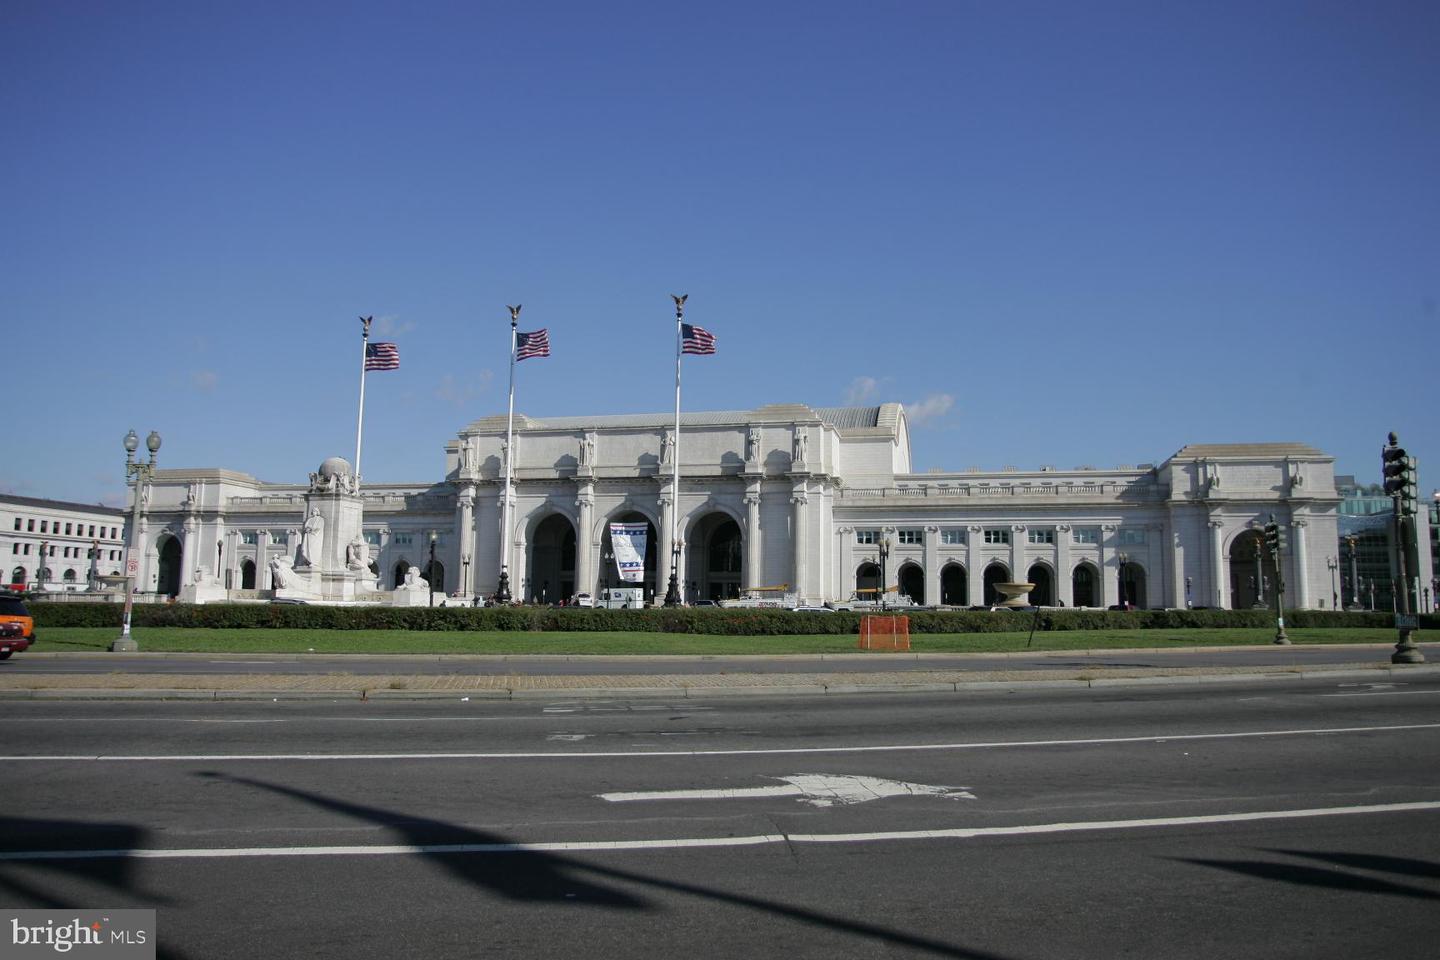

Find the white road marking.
[
  {"left": 1320, "top": 690, "right": 1440, "bottom": 698},
  {"left": 1, "top": 721, "right": 1436, "bottom": 762},
  {"left": 2, "top": 801, "right": 1435, "bottom": 862},
  {"left": 599, "top": 774, "right": 975, "bottom": 807}
]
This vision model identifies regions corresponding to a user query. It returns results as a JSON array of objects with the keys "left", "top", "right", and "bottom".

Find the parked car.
[
  {"left": 573, "top": 593, "right": 595, "bottom": 607},
  {"left": 0, "top": 593, "right": 35, "bottom": 659}
]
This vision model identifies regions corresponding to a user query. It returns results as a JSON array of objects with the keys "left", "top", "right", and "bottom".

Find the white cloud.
[
  {"left": 191, "top": 370, "right": 219, "bottom": 392},
  {"left": 906, "top": 393, "right": 955, "bottom": 427},
  {"left": 373, "top": 314, "right": 415, "bottom": 338},
  {"left": 844, "top": 376, "right": 882, "bottom": 405},
  {"left": 436, "top": 370, "right": 494, "bottom": 409}
]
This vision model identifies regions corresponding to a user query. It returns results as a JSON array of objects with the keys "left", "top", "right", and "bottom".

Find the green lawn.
[{"left": 34, "top": 626, "right": 1409, "bottom": 656}]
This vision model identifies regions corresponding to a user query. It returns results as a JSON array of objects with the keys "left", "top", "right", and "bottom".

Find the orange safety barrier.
[{"left": 857, "top": 614, "right": 910, "bottom": 651}]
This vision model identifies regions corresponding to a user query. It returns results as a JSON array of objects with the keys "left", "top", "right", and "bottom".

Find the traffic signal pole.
[
  {"left": 1383, "top": 432, "right": 1424, "bottom": 664},
  {"left": 1264, "top": 515, "right": 1289, "bottom": 644}
]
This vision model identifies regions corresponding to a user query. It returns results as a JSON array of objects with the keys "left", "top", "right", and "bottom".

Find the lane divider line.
[{"left": 2, "top": 801, "right": 1436, "bottom": 862}]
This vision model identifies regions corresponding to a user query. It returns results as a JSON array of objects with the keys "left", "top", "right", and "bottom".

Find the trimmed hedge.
[{"left": 27, "top": 602, "right": 1424, "bottom": 635}]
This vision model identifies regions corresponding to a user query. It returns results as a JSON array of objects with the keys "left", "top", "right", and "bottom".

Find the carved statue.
[
  {"left": 403, "top": 567, "right": 428, "bottom": 589},
  {"left": 746, "top": 427, "right": 761, "bottom": 461},
  {"left": 461, "top": 438, "right": 478, "bottom": 472},
  {"left": 580, "top": 432, "right": 596, "bottom": 467},
  {"left": 346, "top": 536, "right": 370, "bottom": 571},
  {"left": 661, "top": 431, "right": 675, "bottom": 466},
  {"left": 793, "top": 430, "right": 808, "bottom": 463},
  {"left": 298, "top": 508, "right": 325, "bottom": 568},
  {"left": 269, "top": 556, "right": 305, "bottom": 590}
]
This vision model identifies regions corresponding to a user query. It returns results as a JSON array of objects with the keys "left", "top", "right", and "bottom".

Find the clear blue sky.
[{"left": 4, "top": 0, "right": 1436, "bottom": 507}]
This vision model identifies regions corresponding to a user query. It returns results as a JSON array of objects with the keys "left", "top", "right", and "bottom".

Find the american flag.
[
  {"left": 516, "top": 328, "right": 550, "bottom": 361},
  {"left": 681, "top": 323, "right": 716, "bottom": 355},
  {"left": 364, "top": 342, "right": 400, "bottom": 371}
]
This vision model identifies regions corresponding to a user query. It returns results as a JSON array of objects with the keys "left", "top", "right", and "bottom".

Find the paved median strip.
[{"left": 0, "top": 662, "right": 1435, "bottom": 702}]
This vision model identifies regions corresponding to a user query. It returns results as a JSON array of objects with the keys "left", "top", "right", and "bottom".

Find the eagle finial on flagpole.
[
  {"left": 360, "top": 315, "right": 373, "bottom": 337},
  {"left": 507, "top": 304, "right": 522, "bottom": 323},
  {"left": 671, "top": 294, "right": 687, "bottom": 310}
]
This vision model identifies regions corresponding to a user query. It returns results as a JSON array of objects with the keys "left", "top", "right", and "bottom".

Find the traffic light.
[
  {"left": 1382, "top": 434, "right": 1419, "bottom": 516},
  {"left": 1263, "top": 516, "right": 1280, "bottom": 553}
]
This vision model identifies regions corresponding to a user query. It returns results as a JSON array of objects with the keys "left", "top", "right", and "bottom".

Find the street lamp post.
[
  {"left": 878, "top": 535, "right": 892, "bottom": 611},
  {"left": 1344, "top": 535, "right": 1359, "bottom": 610},
  {"left": 462, "top": 553, "right": 471, "bottom": 599},
  {"left": 1116, "top": 552, "right": 1129, "bottom": 608},
  {"left": 87, "top": 539, "right": 100, "bottom": 591},
  {"left": 114, "top": 429, "right": 161, "bottom": 652},
  {"left": 1253, "top": 543, "right": 1266, "bottom": 609},
  {"left": 1327, "top": 556, "right": 1339, "bottom": 611},
  {"left": 1184, "top": 575, "right": 1192, "bottom": 609},
  {"left": 36, "top": 541, "right": 50, "bottom": 591},
  {"left": 428, "top": 533, "right": 438, "bottom": 607}
]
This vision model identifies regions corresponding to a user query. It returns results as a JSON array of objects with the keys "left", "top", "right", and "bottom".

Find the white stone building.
[
  {"left": 113, "top": 402, "right": 1350, "bottom": 610},
  {"left": 2, "top": 495, "right": 127, "bottom": 592}
]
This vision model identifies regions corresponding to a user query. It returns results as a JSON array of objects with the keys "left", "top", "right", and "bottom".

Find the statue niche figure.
[
  {"left": 298, "top": 508, "right": 325, "bottom": 568},
  {"left": 346, "top": 536, "right": 370, "bottom": 571},
  {"left": 269, "top": 556, "right": 306, "bottom": 591}
]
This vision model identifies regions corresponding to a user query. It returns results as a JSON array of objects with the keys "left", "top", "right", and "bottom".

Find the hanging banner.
[{"left": 609, "top": 522, "right": 649, "bottom": 582}]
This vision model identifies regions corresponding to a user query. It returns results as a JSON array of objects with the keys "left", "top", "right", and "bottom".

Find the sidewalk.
[{"left": 1, "top": 648, "right": 1435, "bottom": 700}]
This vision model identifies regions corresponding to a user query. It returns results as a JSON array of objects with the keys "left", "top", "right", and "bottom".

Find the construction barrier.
[{"left": 858, "top": 614, "right": 910, "bottom": 651}]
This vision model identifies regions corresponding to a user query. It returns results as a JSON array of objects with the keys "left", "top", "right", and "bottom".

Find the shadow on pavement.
[
  {"left": 1175, "top": 854, "right": 1440, "bottom": 900},
  {"left": 206, "top": 772, "right": 1017, "bottom": 960},
  {"left": 0, "top": 816, "right": 189, "bottom": 959},
  {"left": 1263, "top": 849, "right": 1440, "bottom": 880}
]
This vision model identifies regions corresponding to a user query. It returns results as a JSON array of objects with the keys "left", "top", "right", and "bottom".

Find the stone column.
[
  {"left": 1209, "top": 518, "right": 1227, "bottom": 609},
  {"left": 257, "top": 529, "right": 272, "bottom": 590},
  {"left": 1056, "top": 525, "right": 1073, "bottom": 606},
  {"left": 791, "top": 485, "right": 809, "bottom": 601},
  {"left": 575, "top": 481, "right": 595, "bottom": 595},
  {"left": 657, "top": 487, "right": 674, "bottom": 600},
  {"left": 744, "top": 487, "right": 762, "bottom": 591},
  {"left": 923, "top": 525, "right": 940, "bottom": 606},
  {"left": 967, "top": 526, "right": 984, "bottom": 604},
  {"left": 1010, "top": 525, "right": 1026, "bottom": 585},
  {"left": 1102, "top": 524, "right": 1119, "bottom": 607},
  {"left": 456, "top": 485, "right": 476, "bottom": 594},
  {"left": 178, "top": 518, "right": 198, "bottom": 587},
  {"left": 1292, "top": 516, "right": 1310, "bottom": 609},
  {"left": 837, "top": 527, "right": 854, "bottom": 601}
]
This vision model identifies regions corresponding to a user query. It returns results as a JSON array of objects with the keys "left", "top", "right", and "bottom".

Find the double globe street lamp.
[{"left": 114, "top": 428, "right": 161, "bottom": 652}]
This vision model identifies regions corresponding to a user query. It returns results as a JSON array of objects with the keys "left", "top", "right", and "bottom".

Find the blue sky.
[{"left": 4, "top": 0, "right": 1436, "bottom": 506}]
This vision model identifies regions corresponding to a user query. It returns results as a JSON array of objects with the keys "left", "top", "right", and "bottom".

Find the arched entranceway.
[
  {"left": 1228, "top": 529, "right": 1269, "bottom": 609},
  {"left": 393, "top": 560, "right": 410, "bottom": 589},
  {"left": 855, "top": 562, "right": 881, "bottom": 601},
  {"left": 530, "top": 514, "right": 576, "bottom": 603},
  {"left": 156, "top": 536, "right": 181, "bottom": 597},
  {"left": 1119, "top": 562, "right": 1147, "bottom": 609},
  {"left": 1026, "top": 563, "right": 1054, "bottom": 606},
  {"left": 11, "top": 567, "right": 26, "bottom": 588},
  {"left": 982, "top": 563, "right": 1011, "bottom": 606},
  {"left": 686, "top": 513, "right": 743, "bottom": 602},
  {"left": 898, "top": 563, "right": 925, "bottom": 605},
  {"left": 241, "top": 559, "right": 256, "bottom": 590},
  {"left": 1072, "top": 563, "right": 1097, "bottom": 607},
  {"left": 601, "top": 512, "right": 658, "bottom": 602},
  {"left": 940, "top": 563, "right": 967, "bottom": 606}
]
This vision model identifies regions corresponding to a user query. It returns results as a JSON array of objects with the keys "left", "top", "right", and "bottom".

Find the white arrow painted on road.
[{"left": 598, "top": 774, "right": 976, "bottom": 807}]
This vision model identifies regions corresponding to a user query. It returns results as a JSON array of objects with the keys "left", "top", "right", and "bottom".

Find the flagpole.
[
  {"left": 496, "top": 305, "right": 521, "bottom": 604},
  {"left": 355, "top": 316, "right": 372, "bottom": 482},
  {"left": 664, "top": 294, "right": 687, "bottom": 607}
]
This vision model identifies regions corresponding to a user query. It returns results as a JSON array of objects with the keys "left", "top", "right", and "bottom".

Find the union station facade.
[{"left": 125, "top": 402, "right": 1345, "bottom": 609}]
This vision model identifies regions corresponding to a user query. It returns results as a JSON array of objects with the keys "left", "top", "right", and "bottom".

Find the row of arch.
[{"left": 856, "top": 560, "right": 1150, "bottom": 608}]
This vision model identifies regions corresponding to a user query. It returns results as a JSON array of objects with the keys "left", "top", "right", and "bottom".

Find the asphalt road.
[
  {"left": 3, "top": 676, "right": 1438, "bottom": 958},
  {"left": 5, "top": 643, "right": 1430, "bottom": 675}
]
